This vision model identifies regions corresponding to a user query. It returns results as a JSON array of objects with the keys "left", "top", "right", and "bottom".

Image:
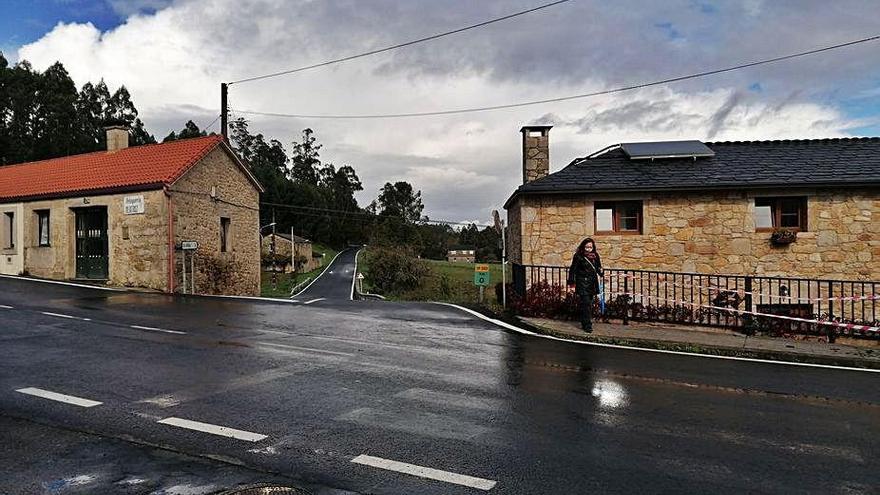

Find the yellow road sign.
[{"left": 475, "top": 264, "right": 490, "bottom": 273}]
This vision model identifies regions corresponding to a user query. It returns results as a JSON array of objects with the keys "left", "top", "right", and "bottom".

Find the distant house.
[
  {"left": 0, "top": 127, "right": 264, "bottom": 295},
  {"left": 504, "top": 126, "right": 880, "bottom": 280},
  {"left": 447, "top": 247, "right": 476, "bottom": 263},
  {"left": 261, "top": 232, "right": 316, "bottom": 273}
]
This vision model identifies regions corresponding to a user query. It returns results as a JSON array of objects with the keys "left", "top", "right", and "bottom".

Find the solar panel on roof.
[{"left": 621, "top": 140, "right": 715, "bottom": 160}]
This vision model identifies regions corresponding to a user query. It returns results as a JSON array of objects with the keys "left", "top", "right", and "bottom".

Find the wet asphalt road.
[
  {"left": 293, "top": 247, "right": 360, "bottom": 301},
  {"left": 0, "top": 251, "right": 878, "bottom": 494}
]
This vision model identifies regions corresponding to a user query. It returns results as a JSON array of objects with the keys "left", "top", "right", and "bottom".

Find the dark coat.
[{"left": 567, "top": 253, "right": 603, "bottom": 296}]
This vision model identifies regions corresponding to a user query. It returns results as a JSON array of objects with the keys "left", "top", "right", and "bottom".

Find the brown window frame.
[
  {"left": 36, "top": 210, "right": 50, "bottom": 247},
  {"left": 594, "top": 201, "right": 643, "bottom": 235},
  {"left": 220, "top": 217, "right": 231, "bottom": 252},
  {"left": 754, "top": 197, "right": 807, "bottom": 232}
]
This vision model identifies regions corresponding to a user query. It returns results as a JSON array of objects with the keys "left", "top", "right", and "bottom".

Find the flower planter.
[{"left": 770, "top": 230, "right": 797, "bottom": 246}]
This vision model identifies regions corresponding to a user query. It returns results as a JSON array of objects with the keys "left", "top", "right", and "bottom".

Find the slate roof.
[
  {"left": 505, "top": 137, "right": 880, "bottom": 207},
  {"left": 0, "top": 135, "right": 263, "bottom": 202}
]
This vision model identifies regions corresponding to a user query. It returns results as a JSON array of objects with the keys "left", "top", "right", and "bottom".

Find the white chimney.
[{"left": 105, "top": 125, "right": 130, "bottom": 152}]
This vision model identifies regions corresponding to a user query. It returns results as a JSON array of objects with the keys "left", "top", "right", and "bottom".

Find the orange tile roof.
[{"left": 0, "top": 135, "right": 226, "bottom": 202}]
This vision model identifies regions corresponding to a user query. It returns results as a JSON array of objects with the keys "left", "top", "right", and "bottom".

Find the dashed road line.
[
  {"left": 256, "top": 341, "right": 354, "bottom": 357},
  {"left": 303, "top": 298, "right": 326, "bottom": 305},
  {"left": 0, "top": 304, "right": 13, "bottom": 309},
  {"left": 352, "top": 454, "right": 497, "bottom": 491},
  {"left": 157, "top": 417, "right": 267, "bottom": 442},
  {"left": 130, "top": 325, "right": 187, "bottom": 335},
  {"left": 15, "top": 387, "right": 103, "bottom": 408},
  {"left": 41, "top": 311, "right": 91, "bottom": 321}
]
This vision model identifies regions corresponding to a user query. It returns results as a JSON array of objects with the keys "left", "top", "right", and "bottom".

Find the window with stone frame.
[
  {"left": 754, "top": 197, "right": 807, "bottom": 231},
  {"left": 36, "top": 210, "right": 50, "bottom": 246},
  {"left": 3, "top": 212, "right": 14, "bottom": 249},
  {"left": 220, "top": 217, "right": 231, "bottom": 252},
  {"left": 594, "top": 201, "right": 643, "bottom": 234}
]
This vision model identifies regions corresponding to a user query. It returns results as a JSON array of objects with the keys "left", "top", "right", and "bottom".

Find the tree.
[
  {"left": 377, "top": 181, "right": 424, "bottom": 222},
  {"left": 290, "top": 128, "right": 320, "bottom": 185},
  {"left": 375, "top": 181, "right": 425, "bottom": 249},
  {"left": 163, "top": 120, "right": 207, "bottom": 142}
]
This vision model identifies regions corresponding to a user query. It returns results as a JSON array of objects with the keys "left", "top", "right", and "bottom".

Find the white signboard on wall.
[{"left": 124, "top": 195, "right": 145, "bottom": 215}]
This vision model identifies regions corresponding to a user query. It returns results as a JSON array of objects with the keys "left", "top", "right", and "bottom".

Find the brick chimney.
[
  {"left": 105, "top": 125, "right": 129, "bottom": 152},
  {"left": 521, "top": 125, "right": 551, "bottom": 184}
]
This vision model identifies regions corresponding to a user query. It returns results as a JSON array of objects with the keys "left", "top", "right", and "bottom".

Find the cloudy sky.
[{"left": 3, "top": 0, "right": 880, "bottom": 223}]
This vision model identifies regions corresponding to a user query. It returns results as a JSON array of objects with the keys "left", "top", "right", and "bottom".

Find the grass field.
[
  {"left": 358, "top": 252, "right": 508, "bottom": 306},
  {"left": 260, "top": 243, "right": 338, "bottom": 298}
]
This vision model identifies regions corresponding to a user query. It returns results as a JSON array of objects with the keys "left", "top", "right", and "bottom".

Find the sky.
[{"left": 3, "top": 0, "right": 880, "bottom": 224}]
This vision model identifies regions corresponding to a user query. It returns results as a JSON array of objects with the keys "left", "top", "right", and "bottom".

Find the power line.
[
  {"left": 232, "top": 34, "right": 880, "bottom": 120},
  {"left": 228, "top": 0, "right": 572, "bottom": 85},
  {"left": 201, "top": 113, "right": 222, "bottom": 132},
  {"left": 260, "top": 201, "right": 492, "bottom": 227}
]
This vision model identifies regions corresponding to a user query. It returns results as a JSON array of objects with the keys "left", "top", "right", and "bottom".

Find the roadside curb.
[
  {"left": 435, "top": 302, "right": 880, "bottom": 372},
  {"left": 523, "top": 318, "right": 880, "bottom": 370}
]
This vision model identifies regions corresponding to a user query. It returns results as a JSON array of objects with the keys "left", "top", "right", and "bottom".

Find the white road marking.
[
  {"left": 41, "top": 311, "right": 90, "bottom": 321},
  {"left": 130, "top": 325, "right": 187, "bottom": 335},
  {"left": 256, "top": 341, "right": 354, "bottom": 357},
  {"left": 435, "top": 303, "right": 880, "bottom": 374},
  {"left": 15, "top": 387, "right": 103, "bottom": 407},
  {"left": 157, "top": 417, "right": 267, "bottom": 442},
  {"left": 303, "top": 298, "right": 326, "bottom": 305},
  {"left": 352, "top": 454, "right": 497, "bottom": 491},
  {"left": 290, "top": 300, "right": 300, "bottom": 303},
  {"left": 0, "top": 304, "right": 12, "bottom": 309},
  {"left": 0, "top": 274, "right": 120, "bottom": 291},
  {"left": 350, "top": 248, "right": 362, "bottom": 300},
  {"left": 290, "top": 249, "right": 346, "bottom": 298}
]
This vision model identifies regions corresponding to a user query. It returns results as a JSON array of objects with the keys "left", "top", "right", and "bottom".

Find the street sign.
[
  {"left": 475, "top": 264, "right": 490, "bottom": 273},
  {"left": 474, "top": 270, "right": 491, "bottom": 286},
  {"left": 181, "top": 241, "right": 199, "bottom": 250},
  {"left": 124, "top": 195, "right": 145, "bottom": 215}
]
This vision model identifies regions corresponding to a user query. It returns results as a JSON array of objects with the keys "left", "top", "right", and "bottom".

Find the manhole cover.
[{"left": 221, "top": 485, "right": 310, "bottom": 495}]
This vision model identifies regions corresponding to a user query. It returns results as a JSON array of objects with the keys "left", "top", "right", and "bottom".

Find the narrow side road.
[{"left": 294, "top": 247, "right": 360, "bottom": 301}]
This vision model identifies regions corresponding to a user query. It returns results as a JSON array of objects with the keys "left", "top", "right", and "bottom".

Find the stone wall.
[
  {"left": 507, "top": 201, "right": 522, "bottom": 264},
  {"left": 21, "top": 190, "right": 170, "bottom": 290},
  {"left": 171, "top": 146, "right": 261, "bottom": 295},
  {"left": 260, "top": 235, "right": 316, "bottom": 273},
  {"left": 0, "top": 203, "right": 24, "bottom": 275},
  {"left": 510, "top": 188, "right": 880, "bottom": 280}
]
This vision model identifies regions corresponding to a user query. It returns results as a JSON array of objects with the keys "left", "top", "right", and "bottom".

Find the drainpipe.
[{"left": 164, "top": 186, "right": 175, "bottom": 294}]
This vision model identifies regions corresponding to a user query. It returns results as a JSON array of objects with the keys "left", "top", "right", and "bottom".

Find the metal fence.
[{"left": 511, "top": 263, "right": 880, "bottom": 339}]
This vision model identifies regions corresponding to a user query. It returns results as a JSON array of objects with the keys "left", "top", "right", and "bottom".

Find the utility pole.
[
  {"left": 271, "top": 209, "right": 277, "bottom": 291},
  {"left": 220, "top": 83, "right": 228, "bottom": 141}
]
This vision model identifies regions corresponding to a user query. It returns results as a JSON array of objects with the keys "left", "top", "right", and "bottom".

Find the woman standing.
[{"left": 567, "top": 237, "right": 603, "bottom": 333}]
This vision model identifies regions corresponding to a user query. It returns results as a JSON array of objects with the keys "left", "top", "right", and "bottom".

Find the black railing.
[{"left": 510, "top": 263, "right": 880, "bottom": 339}]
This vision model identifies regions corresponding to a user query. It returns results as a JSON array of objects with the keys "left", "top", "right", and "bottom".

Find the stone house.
[
  {"left": 260, "top": 232, "right": 316, "bottom": 273},
  {"left": 447, "top": 247, "right": 476, "bottom": 263},
  {"left": 504, "top": 126, "right": 880, "bottom": 280},
  {"left": 0, "top": 127, "right": 264, "bottom": 295}
]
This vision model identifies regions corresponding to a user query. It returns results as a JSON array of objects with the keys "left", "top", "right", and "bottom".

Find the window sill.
[{"left": 594, "top": 231, "right": 642, "bottom": 236}]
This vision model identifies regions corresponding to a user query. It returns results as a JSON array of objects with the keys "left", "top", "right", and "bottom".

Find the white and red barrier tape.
[{"left": 604, "top": 291, "right": 880, "bottom": 333}]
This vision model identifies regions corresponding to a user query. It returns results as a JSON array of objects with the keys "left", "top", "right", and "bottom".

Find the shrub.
[
  {"left": 198, "top": 255, "right": 238, "bottom": 294},
  {"left": 365, "top": 247, "right": 429, "bottom": 295}
]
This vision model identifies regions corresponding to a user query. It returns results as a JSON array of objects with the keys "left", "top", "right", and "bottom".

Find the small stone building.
[
  {"left": 260, "top": 232, "right": 316, "bottom": 273},
  {"left": 505, "top": 126, "right": 880, "bottom": 280},
  {"left": 447, "top": 248, "right": 476, "bottom": 263},
  {"left": 0, "top": 128, "right": 264, "bottom": 295}
]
